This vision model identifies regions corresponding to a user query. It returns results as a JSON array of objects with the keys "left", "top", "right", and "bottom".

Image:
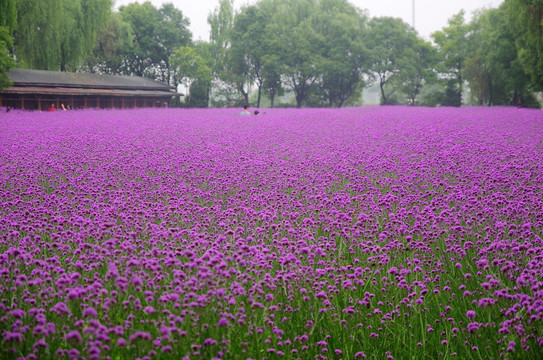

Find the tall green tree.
[
  {"left": 0, "top": 0, "right": 17, "bottom": 30},
  {"left": 400, "top": 38, "right": 438, "bottom": 105},
  {"left": 186, "top": 41, "right": 214, "bottom": 107},
  {"left": 207, "top": 0, "right": 237, "bottom": 106},
  {"left": 265, "top": 0, "right": 323, "bottom": 108},
  {"left": 503, "top": 0, "right": 543, "bottom": 91},
  {"left": 0, "top": 26, "right": 15, "bottom": 90},
  {"left": 0, "top": 0, "right": 17, "bottom": 90},
  {"left": 170, "top": 45, "right": 212, "bottom": 106},
  {"left": 366, "top": 17, "right": 418, "bottom": 105},
  {"left": 230, "top": 4, "right": 269, "bottom": 107},
  {"left": 208, "top": 0, "right": 234, "bottom": 72},
  {"left": 64, "top": 0, "right": 113, "bottom": 71},
  {"left": 465, "top": 7, "right": 537, "bottom": 106},
  {"left": 261, "top": 53, "right": 283, "bottom": 108},
  {"left": 235, "top": 0, "right": 287, "bottom": 108},
  {"left": 311, "top": 0, "right": 369, "bottom": 107},
  {"left": 119, "top": 1, "right": 191, "bottom": 86},
  {"left": 85, "top": 12, "right": 134, "bottom": 74},
  {"left": 15, "top": 0, "right": 112, "bottom": 71},
  {"left": 463, "top": 9, "right": 494, "bottom": 105},
  {"left": 156, "top": 3, "right": 192, "bottom": 86},
  {"left": 186, "top": 79, "right": 211, "bottom": 108},
  {"left": 15, "top": 0, "right": 67, "bottom": 69},
  {"left": 180, "top": 41, "right": 214, "bottom": 107},
  {"left": 431, "top": 11, "right": 470, "bottom": 106},
  {"left": 118, "top": 2, "right": 159, "bottom": 77}
]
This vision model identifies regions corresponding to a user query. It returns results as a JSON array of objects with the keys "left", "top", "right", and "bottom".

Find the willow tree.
[
  {"left": 84, "top": 12, "right": 134, "bottom": 75},
  {"left": 0, "top": 26, "right": 15, "bottom": 90},
  {"left": 15, "top": 0, "right": 113, "bottom": 71},
  {"left": 0, "top": 0, "right": 17, "bottom": 89},
  {"left": 0, "top": 0, "right": 17, "bottom": 30}
]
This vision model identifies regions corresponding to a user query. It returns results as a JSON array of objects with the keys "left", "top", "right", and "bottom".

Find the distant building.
[{"left": 0, "top": 69, "right": 179, "bottom": 110}]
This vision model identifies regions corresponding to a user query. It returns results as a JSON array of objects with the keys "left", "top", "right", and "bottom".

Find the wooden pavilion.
[{"left": 0, "top": 69, "right": 179, "bottom": 110}]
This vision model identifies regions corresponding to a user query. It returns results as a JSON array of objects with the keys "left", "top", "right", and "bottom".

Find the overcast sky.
[{"left": 114, "top": 0, "right": 504, "bottom": 42}]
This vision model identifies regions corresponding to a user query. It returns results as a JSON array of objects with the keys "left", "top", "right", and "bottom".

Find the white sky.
[{"left": 114, "top": 0, "right": 504, "bottom": 42}]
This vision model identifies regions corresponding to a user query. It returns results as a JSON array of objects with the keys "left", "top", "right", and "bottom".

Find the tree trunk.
[
  {"left": 270, "top": 89, "right": 275, "bottom": 108},
  {"left": 457, "top": 72, "right": 463, "bottom": 106},
  {"left": 296, "top": 93, "right": 303, "bottom": 108},
  {"left": 380, "top": 78, "right": 387, "bottom": 105},
  {"left": 257, "top": 86, "right": 262, "bottom": 108},
  {"left": 488, "top": 77, "right": 493, "bottom": 106},
  {"left": 238, "top": 82, "right": 249, "bottom": 105}
]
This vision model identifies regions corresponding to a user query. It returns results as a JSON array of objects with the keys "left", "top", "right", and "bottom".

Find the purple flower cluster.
[{"left": 0, "top": 106, "right": 542, "bottom": 359}]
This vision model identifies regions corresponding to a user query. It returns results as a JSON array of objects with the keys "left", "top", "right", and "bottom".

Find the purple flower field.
[{"left": 0, "top": 106, "right": 542, "bottom": 359}]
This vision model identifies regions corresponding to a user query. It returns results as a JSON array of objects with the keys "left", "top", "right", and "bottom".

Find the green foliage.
[
  {"left": 503, "top": 0, "right": 543, "bottom": 92},
  {"left": 207, "top": 0, "right": 234, "bottom": 77},
  {"left": 460, "top": 6, "right": 540, "bottom": 107},
  {"left": 119, "top": 1, "right": 191, "bottom": 85},
  {"left": 227, "top": 0, "right": 370, "bottom": 108},
  {"left": 84, "top": 12, "right": 134, "bottom": 74},
  {"left": 270, "top": 0, "right": 324, "bottom": 108},
  {"left": 170, "top": 45, "right": 212, "bottom": 107},
  {"left": 186, "top": 79, "right": 210, "bottom": 108},
  {"left": 366, "top": 17, "right": 419, "bottom": 105},
  {"left": 431, "top": 11, "right": 470, "bottom": 106},
  {"left": 15, "top": 0, "right": 113, "bottom": 71},
  {"left": 311, "top": 0, "right": 370, "bottom": 107},
  {"left": 171, "top": 46, "right": 212, "bottom": 86},
  {"left": 229, "top": 4, "right": 267, "bottom": 107},
  {"left": 0, "top": 26, "right": 15, "bottom": 90},
  {"left": 400, "top": 39, "right": 439, "bottom": 105},
  {"left": 0, "top": 0, "right": 17, "bottom": 30},
  {"left": 207, "top": 0, "right": 239, "bottom": 106},
  {"left": 118, "top": 2, "right": 161, "bottom": 76},
  {"left": 4, "top": 0, "right": 542, "bottom": 108}
]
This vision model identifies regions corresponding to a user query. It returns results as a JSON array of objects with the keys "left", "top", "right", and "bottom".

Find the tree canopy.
[
  {"left": 118, "top": 1, "right": 192, "bottom": 86},
  {"left": 0, "top": 0, "right": 17, "bottom": 91},
  {"left": 2, "top": 0, "right": 541, "bottom": 108},
  {"left": 0, "top": 26, "right": 15, "bottom": 90},
  {"left": 14, "top": 0, "right": 113, "bottom": 71},
  {"left": 503, "top": 0, "right": 543, "bottom": 91}
]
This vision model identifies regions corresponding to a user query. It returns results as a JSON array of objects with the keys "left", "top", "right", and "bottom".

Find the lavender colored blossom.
[{"left": 0, "top": 106, "right": 541, "bottom": 359}]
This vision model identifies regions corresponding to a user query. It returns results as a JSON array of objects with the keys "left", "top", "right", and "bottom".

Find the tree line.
[{"left": 1, "top": 0, "right": 542, "bottom": 108}]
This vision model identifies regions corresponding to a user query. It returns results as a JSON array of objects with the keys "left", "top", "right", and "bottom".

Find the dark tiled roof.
[
  {"left": 8, "top": 69, "right": 174, "bottom": 91},
  {"left": 4, "top": 86, "right": 175, "bottom": 97}
]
